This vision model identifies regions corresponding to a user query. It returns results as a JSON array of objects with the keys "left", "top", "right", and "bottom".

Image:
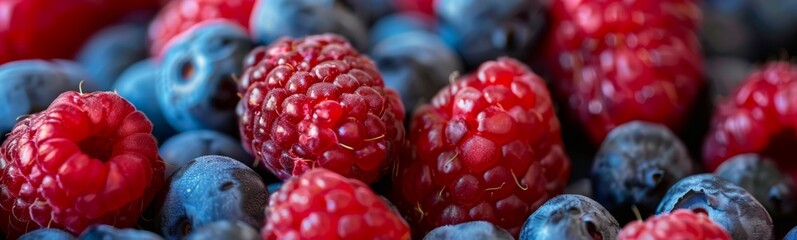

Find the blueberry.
[
  {"left": 185, "top": 221, "right": 259, "bottom": 240},
  {"left": 159, "top": 130, "right": 254, "bottom": 177},
  {"left": 370, "top": 13, "right": 434, "bottom": 46},
  {"left": 77, "top": 22, "right": 149, "bottom": 90},
  {"left": 249, "top": 0, "right": 369, "bottom": 50},
  {"left": 157, "top": 21, "right": 253, "bottom": 133},
  {"left": 160, "top": 155, "right": 267, "bottom": 240},
  {"left": 657, "top": 174, "right": 774, "bottom": 240},
  {"left": 714, "top": 154, "right": 796, "bottom": 235},
  {"left": 78, "top": 225, "right": 162, "bottom": 240},
  {"left": 423, "top": 221, "right": 513, "bottom": 240},
  {"left": 591, "top": 121, "right": 696, "bottom": 224},
  {"left": 435, "top": 0, "right": 545, "bottom": 68},
  {"left": 19, "top": 228, "right": 75, "bottom": 240},
  {"left": 787, "top": 226, "right": 797, "bottom": 240},
  {"left": 114, "top": 59, "right": 176, "bottom": 140},
  {"left": 370, "top": 32, "right": 462, "bottom": 112},
  {"left": 266, "top": 182, "right": 283, "bottom": 194},
  {"left": 520, "top": 194, "right": 619, "bottom": 240}
]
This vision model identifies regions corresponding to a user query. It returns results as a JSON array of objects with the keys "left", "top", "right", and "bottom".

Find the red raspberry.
[
  {"left": 262, "top": 168, "right": 410, "bottom": 240},
  {"left": 392, "top": 57, "right": 571, "bottom": 237},
  {"left": 393, "top": 0, "right": 435, "bottom": 17},
  {"left": 148, "top": 0, "right": 256, "bottom": 58},
  {"left": 0, "top": 91, "right": 165, "bottom": 238},
  {"left": 237, "top": 34, "right": 405, "bottom": 184},
  {"left": 618, "top": 209, "right": 731, "bottom": 240},
  {"left": 703, "top": 61, "right": 797, "bottom": 183},
  {"left": 541, "top": 0, "right": 704, "bottom": 144}
]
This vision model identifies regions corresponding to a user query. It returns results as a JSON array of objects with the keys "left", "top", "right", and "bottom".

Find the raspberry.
[
  {"left": 703, "top": 61, "right": 797, "bottom": 183},
  {"left": 237, "top": 34, "right": 405, "bottom": 184},
  {"left": 0, "top": 91, "right": 165, "bottom": 238},
  {"left": 148, "top": 0, "right": 256, "bottom": 58},
  {"left": 262, "top": 168, "right": 410, "bottom": 240},
  {"left": 618, "top": 209, "right": 731, "bottom": 240},
  {"left": 392, "top": 57, "right": 571, "bottom": 237},
  {"left": 541, "top": 0, "right": 704, "bottom": 144}
]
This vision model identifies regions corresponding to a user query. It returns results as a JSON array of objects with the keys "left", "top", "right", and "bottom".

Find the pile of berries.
[{"left": 2, "top": 0, "right": 797, "bottom": 239}]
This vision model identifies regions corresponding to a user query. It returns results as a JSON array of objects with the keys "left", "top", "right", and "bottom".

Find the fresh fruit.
[
  {"left": 77, "top": 22, "right": 149, "bottom": 90},
  {"left": 159, "top": 155, "right": 267, "bottom": 239},
  {"left": 185, "top": 221, "right": 260, "bottom": 240},
  {"left": 370, "top": 31, "right": 463, "bottom": 113},
  {"left": 113, "top": 59, "right": 176, "bottom": 140},
  {"left": 237, "top": 34, "right": 405, "bottom": 184},
  {"left": 369, "top": 12, "right": 435, "bottom": 45},
  {"left": 159, "top": 130, "right": 254, "bottom": 177},
  {"left": 424, "top": 221, "right": 513, "bottom": 240},
  {"left": 657, "top": 174, "right": 774, "bottom": 239},
  {"left": 787, "top": 226, "right": 797, "bottom": 240},
  {"left": 618, "top": 209, "right": 731, "bottom": 240},
  {"left": 148, "top": 0, "right": 256, "bottom": 58},
  {"left": 591, "top": 121, "right": 696, "bottom": 223},
  {"left": 435, "top": 0, "right": 546, "bottom": 68},
  {"left": 248, "top": 0, "right": 369, "bottom": 50},
  {"left": 339, "top": 0, "right": 395, "bottom": 26},
  {"left": 262, "top": 168, "right": 410, "bottom": 239},
  {"left": 157, "top": 20, "right": 253, "bottom": 133},
  {"left": 520, "top": 194, "right": 620, "bottom": 240},
  {"left": 0, "top": 91, "right": 165, "bottom": 238},
  {"left": 392, "top": 57, "right": 571, "bottom": 236},
  {"left": 78, "top": 225, "right": 163, "bottom": 240},
  {"left": 703, "top": 61, "right": 797, "bottom": 183},
  {"left": 19, "top": 228, "right": 75, "bottom": 240},
  {"left": 392, "top": 0, "right": 434, "bottom": 17},
  {"left": 541, "top": 0, "right": 704, "bottom": 144}
]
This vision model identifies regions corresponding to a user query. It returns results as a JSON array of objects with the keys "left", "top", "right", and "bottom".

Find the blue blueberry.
[
  {"left": 520, "top": 194, "right": 619, "bottom": 240},
  {"left": 19, "top": 228, "right": 75, "bottom": 240},
  {"left": 160, "top": 155, "right": 267, "bottom": 240},
  {"left": 78, "top": 225, "right": 162, "bottom": 240},
  {"left": 369, "top": 12, "right": 434, "bottom": 45},
  {"left": 787, "top": 226, "right": 797, "bottom": 240},
  {"left": 370, "top": 32, "right": 462, "bottom": 112},
  {"left": 159, "top": 130, "right": 254, "bottom": 177},
  {"left": 423, "top": 221, "right": 513, "bottom": 240},
  {"left": 657, "top": 174, "right": 774, "bottom": 240},
  {"left": 185, "top": 221, "right": 259, "bottom": 240},
  {"left": 435, "top": 0, "right": 546, "bottom": 68},
  {"left": 266, "top": 182, "right": 283, "bottom": 195},
  {"left": 249, "top": 0, "right": 369, "bottom": 50},
  {"left": 157, "top": 21, "right": 253, "bottom": 133},
  {"left": 114, "top": 59, "right": 176, "bottom": 140},
  {"left": 591, "top": 121, "right": 696, "bottom": 224},
  {"left": 77, "top": 22, "right": 149, "bottom": 90}
]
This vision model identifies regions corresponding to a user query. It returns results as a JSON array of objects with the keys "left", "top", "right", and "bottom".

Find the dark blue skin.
[
  {"left": 114, "top": 59, "right": 176, "bottom": 141},
  {"left": 77, "top": 22, "right": 148, "bottom": 91},
  {"left": 591, "top": 121, "right": 696, "bottom": 224},
  {"left": 370, "top": 31, "right": 462, "bottom": 113},
  {"left": 159, "top": 130, "right": 254, "bottom": 177},
  {"left": 369, "top": 13, "right": 435, "bottom": 49},
  {"left": 435, "top": 0, "right": 546, "bottom": 68},
  {"left": 158, "top": 21, "right": 253, "bottom": 134},
  {"left": 340, "top": 0, "right": 394, "bottom": 26},
  {"left": 185, "top": 221, "right": 259, "bottom": 240},
  {"left": 657, "top": 174, "right": 774, "bottom": 240},
  {"left": 787, "top": 226, "right": 797, "bottom": 240},
  {"left": 423, "top": 221, "right": 513, "bottom": 240},
  {"left": 78, "top": 225, "right": 162, "bottom": 240},
  {"left": 249, "top": 0, "right": 369, "bottom": 50},
  {"left": 266, "top": 182, "right": 283, "bottom": 195},
  {"left": 19, "top": 228, "right": 75, "bottom": 240},
  {"left": 160, "top": 155, "right": 267, "bottom": 240},
  {"left": 520, "top": 194, "right": 619, "bottom": 240}
]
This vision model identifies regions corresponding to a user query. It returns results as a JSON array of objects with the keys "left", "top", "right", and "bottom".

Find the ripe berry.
[
  {"left": 520, "top": 194, "right": 620, "bottom": 240},
  {"left": 237, "top": 34, "right": 405, "bottom": 184},
  {"left": 79, "top": 225, "right": 163, "bottom": 240},
  {"left": 77, "top": 22, "right": 149, "bottom": 90},
  {"left": 392, "top": 57, "right": 571, "bottom": 237},
  {"left": 185, "top": 220, "right": 259, "bottom": 240},
  {"left": 425, "top": 221, "right": 513, "bottom": 240},
  {"left": 262, "top": 168, "right": 410, "bottom": 239},
  {"left": 541, "top": 0, "right": 704, "bottom": 144},
  {"left": 159, "top": 130, "right": 254, "bottom": 177},
  {"left": 113, "top": 59, "right": 176, "bottom": 140},
  {"left": 618, "top": 209, "right": 731, "bottom": 240},
  {"left": 18, "top": 228, "right": 75, "bottom": 240},
  {"left": 0, "top": 91, "right": 165, "bottom": 238}
]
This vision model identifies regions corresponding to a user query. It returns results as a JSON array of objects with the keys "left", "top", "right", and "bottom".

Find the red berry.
[
  {"left": 703, "top": 61, "right": 797, "bottom": 183},
  {"left": 541, "top": 0, "right": 703, "bottom": 144},
  {"left": 618, "top": 209, "right": 731, "bottom": 240},
  {"left": 262, "top": 168, "right": 410, "bottom": 240},
  {"left": 393, "top": 0, "right": 435, "bottom": 17},
  {"left": 392, "top": 57, "right": 571, "bottom": 237},
  {"left": 0, "top": 91, "right": 165, "bottom": 238},
  {"left": 237, "top": 34, "right": 405, "bottom": 184},
  {"left": 148, "top": 0, "right": 256, "bottom": 58}
]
